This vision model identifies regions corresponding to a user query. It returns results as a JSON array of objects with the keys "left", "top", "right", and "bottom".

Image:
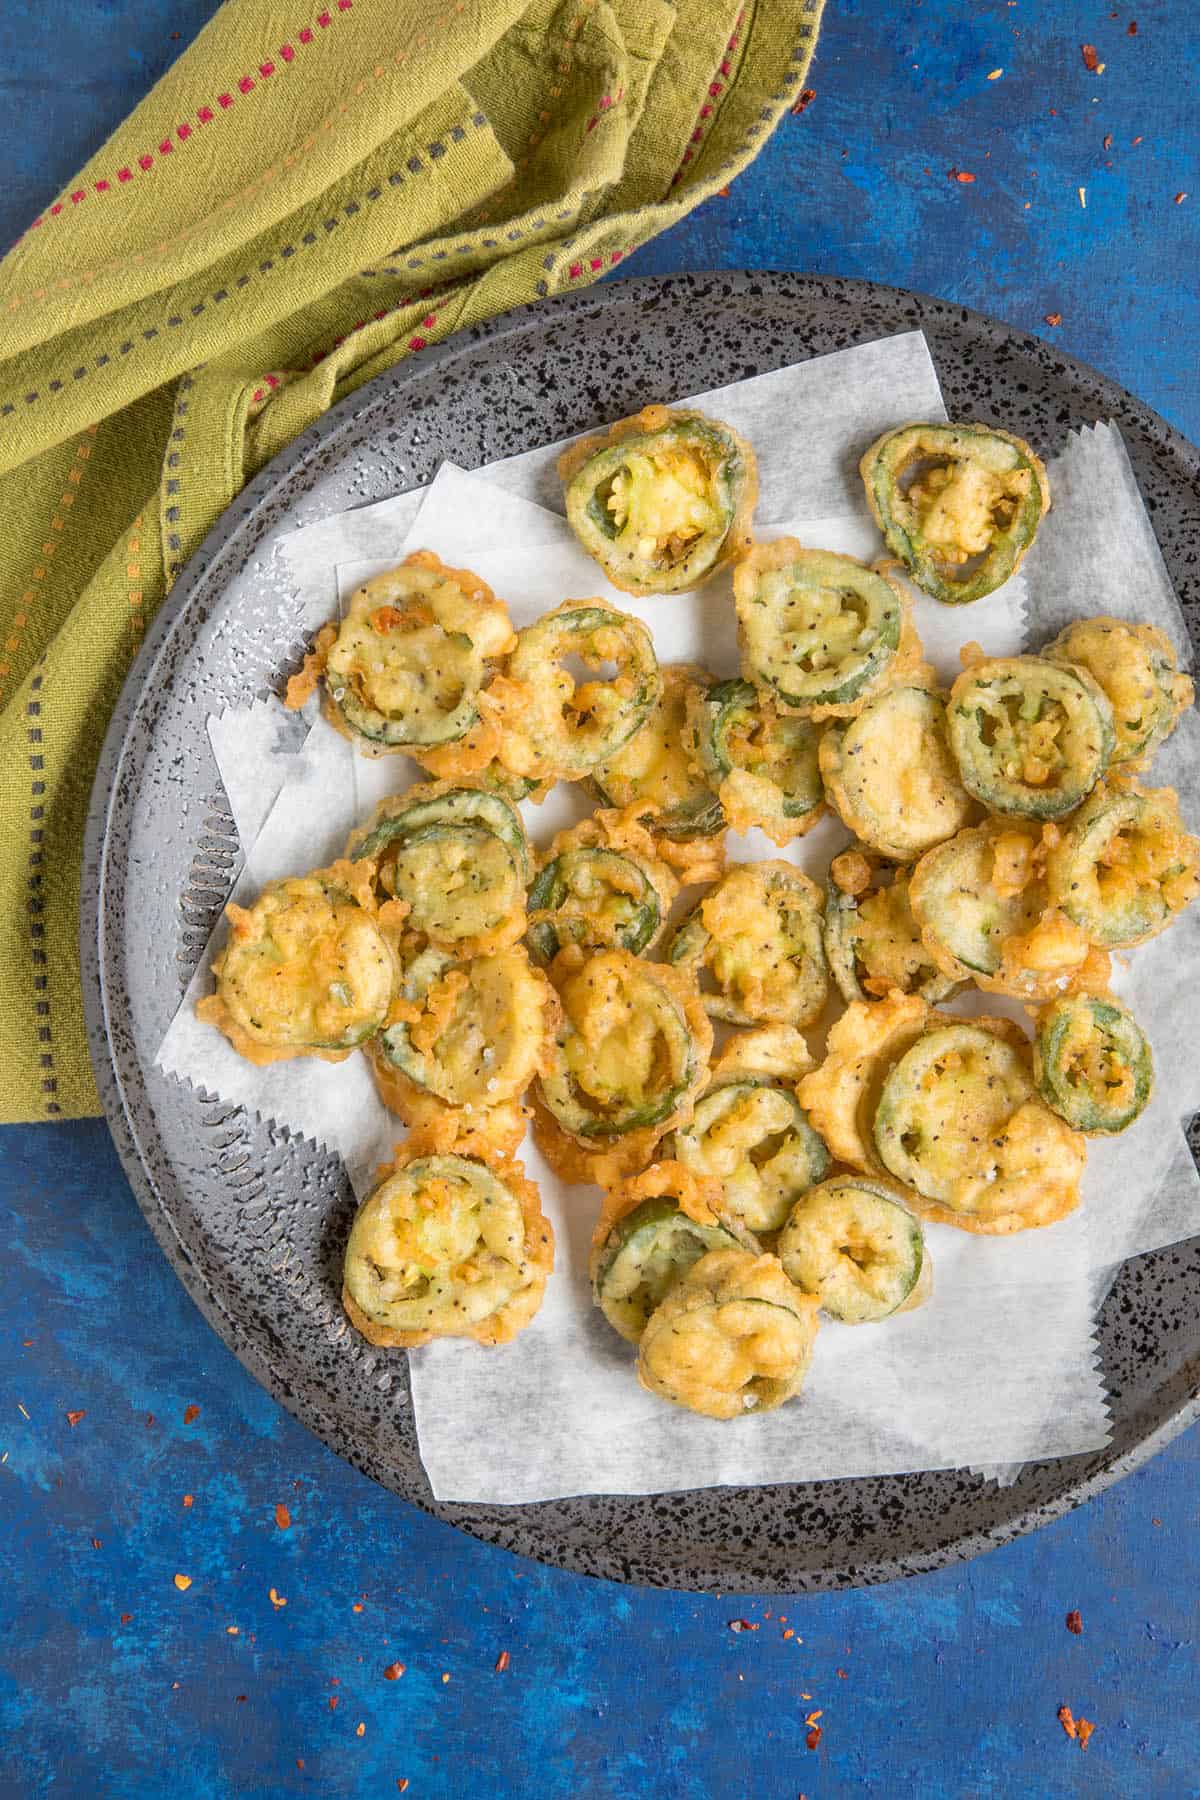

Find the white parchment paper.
[
  {"left": 1015, "top": 422, "right": 1200, "bottom": 1270},
  {"left": 159, "top": 329, "right": 1144, "bottom": 1501},
  {"left": 276, "top": 332, "right": 962, "bottom": 628}
]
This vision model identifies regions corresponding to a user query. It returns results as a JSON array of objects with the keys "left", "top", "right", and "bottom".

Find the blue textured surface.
[{"left": 3, "top": 4, "right": 1199, "bottom": 1795}]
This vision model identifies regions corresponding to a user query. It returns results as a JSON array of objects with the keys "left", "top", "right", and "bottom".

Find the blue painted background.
[{"left": 3, "top": 4, "right": 1199, "bottom": 1795}]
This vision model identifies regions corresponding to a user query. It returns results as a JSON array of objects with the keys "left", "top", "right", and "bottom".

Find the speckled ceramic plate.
[{"left": 82, "top": 273, "right": 1200, "bottom": 1592}]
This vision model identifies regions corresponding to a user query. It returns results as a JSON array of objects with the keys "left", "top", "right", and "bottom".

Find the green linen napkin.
[{"left": 0, "top": 0, "right": 822, "bottom": 1122}]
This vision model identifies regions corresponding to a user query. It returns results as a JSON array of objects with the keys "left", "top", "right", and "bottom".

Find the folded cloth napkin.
[{"left": 0, "top": 0, "right": 823, "bottom": 1122}]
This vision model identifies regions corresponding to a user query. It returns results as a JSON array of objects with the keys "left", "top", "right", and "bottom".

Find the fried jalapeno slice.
[
  {"left": 637, "top": 1248, "right": 820, "bottom": 1419},
  {"left": 537, "top": 946, "right": 712, "bottom": 1144},
  {"left": 591, "top": 662, "right": 725, "bottom": 852},
  {"left": 369, "top": 945, "right": 551, "bottom": 1146},
  {"left": 287, "top": 552, "right": 515, "bottom": 756},
  {"left": 797, "top": 991, "right": 931, "bottom": 1174},
  {"left": 947, "top": 655, "right": 1114, "bottom": 820},
  {"left": 198, "top": 867, "right": 396, "bottom": 1063},
  {"left": 685, "top": 676, "right": 824, "bottom": 845},
  {"left": 1043, "top": 617, "right": 1194, "bottom": 768},
  {"left": 873, "top": 1021, "right": 1085, "bottom": 1233},
  {"left": 667, "top": 861, "right": 828, "bottom": 1028},
  {"left": 825, "top": 849, "right": 960, "bottom": 1004},
  {"left": 909, "top": 818, "right": 1109, "bottom": 1000},
  {"left": 1047, "top": 777, "right": 1200, "bottom": 946},
  {"left": 559, "top": 404, "right": 757, "bottom": 596},
  {"left": 671, "top": 1078, "right": 830, "bottom": 1237},
  {"left": 778, "top": 1176, "right": 929, "bottom": 1324},
  {"left": 527, "top": 810, "right": 677, "bottom": 964},
  {"left": 860, "top": 422, "right": 1049, "bottom": 604},
  {"left": 342, "top": 1137, "right": 552, "bottom": 1348},
  {"left": 590, "top": 1162, "right": 757, "bottom": 1343},
  {"left": 347, "top": 782, "right": 530, "bottom": 956},
  {"left": 820, "top": 685, "right": 973, "bottom": 861},
  {"left": 734, "top": 541, "right": 919, "bottom": 717},
  {"left": 1034, "top": 993, "right": 1154, "bottom": 1135},
  {"left": 498, "top": 599, "right": 661, "bottom": 779}
]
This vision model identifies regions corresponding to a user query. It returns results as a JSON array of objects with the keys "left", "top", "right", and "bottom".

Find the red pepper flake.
[
  {"left": 1132, "top": 134, "right": 1143, "bottom": 145},
  {"left": 235, "top": 1695, "right": 247, "bottom": 1705},
  {"left": 1175, "top": 192, "right": 1188, "bottom": 204},
  {"left": 296, "top": 1761, "right": 305, "bottom": 1772},
  {"left": 227, "top": 1626, "right": 239, "bottom": 1636},
  {"left": 269, "top": 1587, "right": 287, "bottom": 1609},
  {"left": 1066, "top": 1609, "right": 1083, "bottom": 1635},
  {"left": 441, "top": 1673, "right": 450, "bottom": 1684},
  {"left": 494, "top": 1650, "right": 510, "bottom": 1673},
  {"left": 275, "top": 1503, "right": 292, "bottom": 1531},
  {"left": 173, "top": 1573, "right": 192, "bottom": 1592},
  {"left": 1044, "top": 312, "right": 1063, "bottom": 326},
  {"left": 356, "top": 1723, "right": 365, "bottom": 1738},
  {"left": 1078, "top": 1719, "right": 1096, "bottom": 1750},
  {"left": 66, "top": 1410, "right": 86, "bottom": 1427},
  {"left": 790, "top": 87, "right": 816, "bottom": 117},
  {"left": 1127, "top": 19, "right": 1137, "bottom": 32},
  {"left": 91, "top": 1538, "right": 102, "bottom": 1550},
  {"left": 397, "top": 1783, "right": 410, "bottom": 1793},
  {"left": 119, "top": 1613, "right": 132, "bottom": 1625},
  {"left": 384, "top": 1662, "right": 405, "bottom": 1681},
  {"left": 329, "top": 1696, "right": 339, "bottom": 1711},
  {"left": 1058, "top": 1705, "right": 1078, "bottom": 1739},
  {"left": 806, "top": 1726, "right": 822, "bottom": 1751},
  {"left": 805, "top": 1710, "right": 823, "bottom": 1728},
  {"left": 352, "top": 1602, "right": 364, "bottom": 1613},
  {"left": 1081, "top": 43, "right": 1104, "bottom": 73},
  {"left": 728, "top": 1619, "right": 757, "bottom": 1632},
  {"left": 182, "top": 1405, "right": 200, "bottom": 1425},
  {"left": 782, "top": 1629, "right": 795, "bottom": 1640},
  {"left": 145, "top": 1414, "right": 155, "bottom": 1427},
  {"left": 1103, "top": 133, "right": 1113, "bottom": 149},
  {"left": 182, "top": 1494, "right": 194, "bottom": 1508},
  {"left": 948, "top": 167, "right": 977, "bottom": 183},
  {"left": 836, "top": 1667, "right": 848, "bottom": 1679}
]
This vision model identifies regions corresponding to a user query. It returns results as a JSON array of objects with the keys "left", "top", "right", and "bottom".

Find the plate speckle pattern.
[{"left": 82, "top": 274, "right": 1200, "bottom": 1592}]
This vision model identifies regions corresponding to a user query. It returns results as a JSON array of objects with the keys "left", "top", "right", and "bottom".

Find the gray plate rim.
[{"left": 81, "top": 271, "right": 1200, "bottom": 1591}]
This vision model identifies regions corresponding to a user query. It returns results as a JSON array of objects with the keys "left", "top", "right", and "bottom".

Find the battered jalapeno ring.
[
  {"left": 819, "top": 685, "right": 973, "bottom": 861},
  {"left": 666, "top": 862, "right": 828, "bottom": 1028},
  {"left": 559, "top": 404, "right": 757, "bottom": 596},
  {"left": 909, "top": 818, "right": 1110, "bottom": 1000},
  {"left": 797, "top": 991, "right": 931, "bottom": 1173},
  {"left": 685, "top": 676, "right": 825, "bottom": 846},
  {"left": 589, "top": 1162, "right": 758, "bottom": 1343},
  {"left": 1034, "top": 993, "right": 1154, "bottom": 1135},
  {"left": 1046, "top": 777, "right": 1200, "bottom": 947},
  {"left": 637, "top": 1248, "right": 820, "bottom": 1419},
  {"left": 860, "top": 422, "right": 1049, "bottom": 605},
  {"left": 1043, "top": 617, "right": 1194, "bottom": 768},
  {"left": 537, "top": 946, "right": 712, "bottom": 1145},
  {"left": 286, "top": 552, "right": 516, "bottom": 758},
  {"left": 735, "top": 540, "right": 922, "bottom": 717},
  {"left": 496, "top": 600, "right": 662, "bottom": 779},
  {"left": 342, "top": 1134, "right": 552, "bottom": 1348},
  {"left": 369, "top": 946, "right": 552, "bottom": 1145},
  {"left": 777, "top": 1176, "right": 929, "bottom": 1324},
  {"left": 591, "top": 663, "right": 725, "bottom": 845},
  {"left": 872, "top": 1021, "right": 1086, "bottom": 1233},
  {"left": 947, "top": 655, "right": 1114, "bottom": 820},
  {"left": 670, "top": 1077, "right": 830, "bottom": 1237},
  {"left": 197, "top": 865, "right": 396, "bottom": 1063},
  {"left": 347, "top": 782, "right": 531, "bottom": 956},
  {"left": 527, "top": 810, "right": 677, "bottom": 965},
  {"left": 825, "top": 849, "right": 960, "bottom": 1005}
]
